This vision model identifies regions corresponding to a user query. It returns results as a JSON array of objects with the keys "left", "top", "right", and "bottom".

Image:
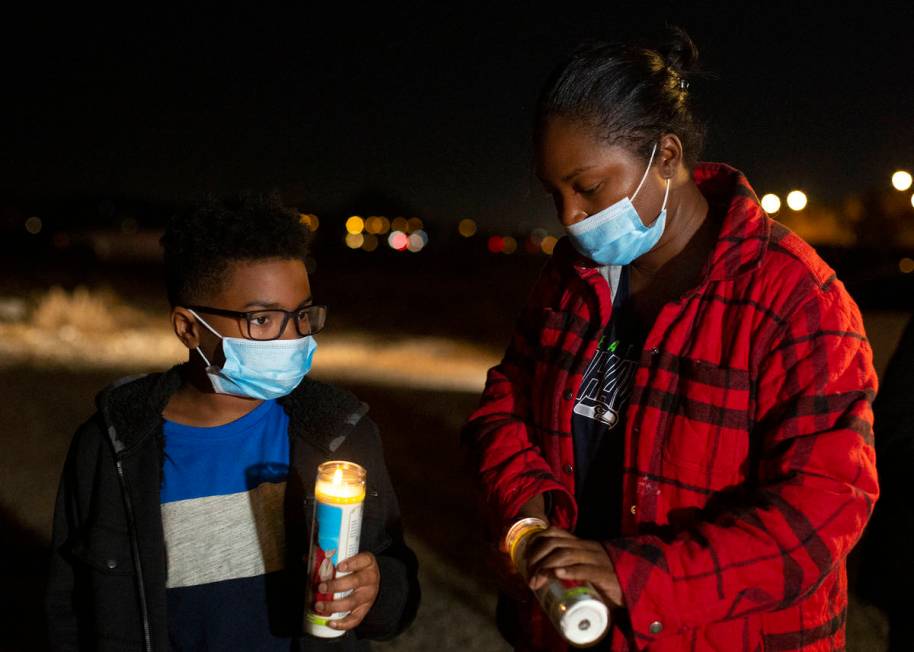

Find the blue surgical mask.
[
  {"left": 565, "top": 143, "right": 671, "bottom": 266},
  {"left": 189, "top": 309, "right": 317, "bottom": 400}
]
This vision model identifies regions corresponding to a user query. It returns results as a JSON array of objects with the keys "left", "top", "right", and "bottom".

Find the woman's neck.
[{"left": 632, "top": 180, "right": 710, "bottom": 284}]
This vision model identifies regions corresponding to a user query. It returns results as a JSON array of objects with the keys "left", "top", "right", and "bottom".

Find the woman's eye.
[
  {"left": 579, "top": 183, "right": 602, "bottom": 195},
  {"left": 253, "top": 315, "right": 270, "bottom": 326}
]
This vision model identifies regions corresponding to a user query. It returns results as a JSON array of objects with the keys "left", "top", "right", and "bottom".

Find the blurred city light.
[
  {"left": 299, "top": 213, "right": 320, "bottom": 232},
  {"left": 458, "top": 218, "right": 477, "bottom": 237},
  {"left": 25, "top": 216, "right": 42, "bottom": 235},
  {"left": 366, "top": 216, "right": 382, "bottom": 234},
  {"left": 407, "top": 229, "right": 428, "bottom": 253},
  {"left": 900, "top": 257, "right": 914, "bottom": 274},
  {"left": 345, "top": 233, "right": 365, "bottom": 249},
  {"left": 388, "top": 231, "right": 409, "bottom": 251},
  {"left": 786, "top": 190, "right": 808, "bottom": 211},
  {"left": 346, "top": 216, "right": 365, "bottom": 234},
  {"left": 761, "top": 193, "right": 781, "bottom": 214},
  {"left": 892, "top": 170, "right": 913, "bottom": 191},
  {"left": 391, "top": 217, "right": 409, "bottom": 232},
  {"left": 407, "top": 217, "right": 424, "bottom": 233},
  {"left": 361, "top": 234, "right": 379, "bottom": 252},
  {"left": 487, "top": 235, "right": 504, "bottom": 254},
  {"left": 502, "top": 236, "right": 518, "bottom": 255},
  {"left": 541, "top": 235, "right": 558, "bottom": 255},
  {"left": 911, "top": 193, "right": 914, "bottom": 209}
]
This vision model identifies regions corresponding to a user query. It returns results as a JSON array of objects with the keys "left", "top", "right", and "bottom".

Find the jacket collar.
[
  {"left": 96, "top": 364, "right": 367, "bottom": 455},
  {"left": 557, "top": 162, "right": 770, "bottom": 284}
]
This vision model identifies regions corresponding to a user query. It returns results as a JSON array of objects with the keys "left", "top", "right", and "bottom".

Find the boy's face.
[{"left": 172, "top": 257, "right": 313, "bottom": 364}]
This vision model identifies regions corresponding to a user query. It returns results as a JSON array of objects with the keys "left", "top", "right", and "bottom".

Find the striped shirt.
[{"left": 162, "top": 399, "right": 296, "bottom": 650}]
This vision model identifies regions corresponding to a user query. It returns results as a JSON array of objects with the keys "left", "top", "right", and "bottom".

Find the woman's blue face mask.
[
  {"left": 190, "top": 309, "right": 317, "bottom": 400},
  {"left": 565, "top": 143, "right": 671, "bottom": 266}
]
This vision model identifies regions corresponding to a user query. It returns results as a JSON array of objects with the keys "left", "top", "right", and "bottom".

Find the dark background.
[{"left": 2, "top": 3, "right": 913, "bottom": 228}]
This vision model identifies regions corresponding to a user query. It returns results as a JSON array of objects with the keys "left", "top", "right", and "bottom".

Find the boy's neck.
[{"left": 162, "top": 363, "right": 264, "bottom": 428}]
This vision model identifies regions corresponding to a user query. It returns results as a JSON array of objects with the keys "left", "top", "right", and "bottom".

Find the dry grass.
[{"left": 31, "top": 286, "right": 149, "bottom": 332}]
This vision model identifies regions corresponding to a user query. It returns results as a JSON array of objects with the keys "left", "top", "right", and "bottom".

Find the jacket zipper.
[{"left": 116, "top": 458, "right": 154, "bottom": 652}]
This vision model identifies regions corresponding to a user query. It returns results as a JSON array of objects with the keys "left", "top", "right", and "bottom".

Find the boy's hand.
[{"left": 313, "top": 552, "right": 380, "bottom": 630}]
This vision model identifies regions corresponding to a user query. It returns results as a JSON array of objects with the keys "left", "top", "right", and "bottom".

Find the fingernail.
[
  {"left": 556, "top": 568, "right": 567, "bottom": 577},
  {"left": 338, "top": 563, "right": 348, "bottom": 572},
  {"left": 318, "top": 583, "right": 327, "bottom": 593},
  {"left": 315, "top": 602, "right": 323, "bottom": 611}
]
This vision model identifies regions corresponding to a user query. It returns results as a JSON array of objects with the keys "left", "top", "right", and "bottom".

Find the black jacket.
[{"left": 45, "top": 365, "right": 420, "bottom": 651}]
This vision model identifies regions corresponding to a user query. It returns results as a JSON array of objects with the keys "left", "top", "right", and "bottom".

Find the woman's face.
[{"left": 535, "top": 116, "right": 669, "bottom": 229}]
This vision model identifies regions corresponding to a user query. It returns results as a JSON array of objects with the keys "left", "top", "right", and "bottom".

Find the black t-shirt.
[{"left": 572, "top": 266, "right": 645, "bottom": 541}]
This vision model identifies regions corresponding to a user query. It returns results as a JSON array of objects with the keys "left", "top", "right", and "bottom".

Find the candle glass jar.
[
  {"left": 305, "top": 461, "right": 367, "bottom": 638},
  {"left": 505, "top": 517, "right": 610, "bottom": 647}
]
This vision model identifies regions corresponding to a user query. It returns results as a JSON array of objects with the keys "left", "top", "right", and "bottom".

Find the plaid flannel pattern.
[{"left": 462, "top": 163, "right": 878, "bottom": 651}]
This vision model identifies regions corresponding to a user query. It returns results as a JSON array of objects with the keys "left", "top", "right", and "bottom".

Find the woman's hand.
[
  {"left": 313, "top": 552, "right": 380, "bottom": 631},
  {"left": 524, "top": 527, "right": 624, "bottom": 608}
]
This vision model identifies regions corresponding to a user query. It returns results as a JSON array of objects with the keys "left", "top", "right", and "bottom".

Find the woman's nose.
[{"left": 553, "top": 194, "right": 588, "bottom": 228}]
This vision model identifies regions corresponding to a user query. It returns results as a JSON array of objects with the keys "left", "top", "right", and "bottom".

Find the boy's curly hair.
[{"left": 161, "top": 193, "right": 311, "bottom": 307}]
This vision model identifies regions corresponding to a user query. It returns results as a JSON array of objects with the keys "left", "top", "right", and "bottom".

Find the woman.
[{"left": 462, "top": 29, "right": 877, "bottom": 651}]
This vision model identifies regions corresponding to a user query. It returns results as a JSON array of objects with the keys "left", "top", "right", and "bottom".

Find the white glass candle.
[{"left": 305, "top": 461, "right": 367, "bottom": 638}]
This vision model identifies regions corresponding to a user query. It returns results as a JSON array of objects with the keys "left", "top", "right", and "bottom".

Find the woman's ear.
[
  {"left": 658, "top": 132, "right": 685, "bottom": 181},
  {"left": 172, "top": 307, "right": 201, "bottom": 350}
]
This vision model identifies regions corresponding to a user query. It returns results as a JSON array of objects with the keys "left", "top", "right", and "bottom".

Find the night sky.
[{"left": 2, "top": 3, "right": 912, "bottom": 232}]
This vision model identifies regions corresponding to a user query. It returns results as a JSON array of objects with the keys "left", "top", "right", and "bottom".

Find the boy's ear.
[{"left": 172, "top": 307, "right": 201, "bottom": 349}]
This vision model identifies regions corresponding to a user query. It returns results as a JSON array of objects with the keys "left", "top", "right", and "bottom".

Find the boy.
[{"left": 45, "top": 195, "right": 420, "bottom": 651}]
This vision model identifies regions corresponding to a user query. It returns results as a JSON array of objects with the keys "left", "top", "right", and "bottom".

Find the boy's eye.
[{"left": 251, "top": 314, "right": 272, "bottom": 326}]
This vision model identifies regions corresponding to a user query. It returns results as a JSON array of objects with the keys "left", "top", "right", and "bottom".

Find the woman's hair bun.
[{"left": 657, "top": 25, "right": 700, "bottom": 77}]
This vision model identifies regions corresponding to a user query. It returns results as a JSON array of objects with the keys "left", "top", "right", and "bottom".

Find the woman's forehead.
[{"left": 536, "top": 117, "right": 636, "bottom": 181}]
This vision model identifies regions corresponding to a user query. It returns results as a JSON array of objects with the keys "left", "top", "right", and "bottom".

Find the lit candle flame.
[{"left": 333, "top": 468, "right": 343, "bottom": 485}]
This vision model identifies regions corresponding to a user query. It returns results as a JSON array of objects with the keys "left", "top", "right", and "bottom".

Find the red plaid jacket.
[{"left": 463, "top": 163, "right": 878, "bottom": 651}]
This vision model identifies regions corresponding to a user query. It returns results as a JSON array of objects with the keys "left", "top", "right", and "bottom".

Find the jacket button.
[
  {"left": 106, "top": 559, "right": 118, "bottom": 570},
  {"left": 563, "top": 464, "right": 574, "bottom": 475},
  {"left": 630, "top": 505, "right": 637, "bottom": 515},
  {"left": 649, "top": 620, "right": 663, "bottom": 634},
  {"left": 563, "top": 389, "right": 573, "bottom": 401}
]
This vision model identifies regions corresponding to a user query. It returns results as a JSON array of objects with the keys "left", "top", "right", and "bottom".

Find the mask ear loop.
[
  {"left": 660, "top": 177, "right": 671, "bottom": 212},
  {"left": 187, "top": 308, "right": 223, "bottom": 368},
  {"left": 630, "top": 143, "right": 659, "bottom": 201}
]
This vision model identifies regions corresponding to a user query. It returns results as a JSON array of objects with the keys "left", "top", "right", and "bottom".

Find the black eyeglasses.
[{"left": 187, "top": 304, "right": 327, "bottom": 341}]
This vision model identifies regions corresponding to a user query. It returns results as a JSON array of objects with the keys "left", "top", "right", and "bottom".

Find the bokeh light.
[
  {"left": 786, "top": 190, "right": 808, "bottom": 211},
  {"left": 391, "top": 217, "right": 409, "bottom": 233},
  {"left": 361, "top": 234, "right": 379, "bottom": 252},
  {"left": 541, "top": 235, "right": 558, "bottom": 255},
  {"left": 911, "top": 193, "right": 914, "bottom": 209},
  {"left": 365, "top": 216, "right": 382, "bottom": 234},
  {"left": 487, "top": 235, "right": 504, "bottom": 254},
  {"left": 345, "top": 233, "right": 365, "bottom": 249},
  {"left": 891, "top": 170, "right": 913, "bottom": 192},
  {"left": 25, "top": 216, "right": 42, "bottom": 235},
  {"left": 760, "top": 193, "right": 781, "bottom": 214},
  {"left": 388, "top": 231, "right": 409, "bottom": 251},
  {"left": 407, "top": 230, "right": 428, "bottom": 252},
  {"left": 346, "top": 216, "right": 365, "bottom": 234},
  {"left": 407, "top": 217, "right": 424, "bottom": 233},
  {"left": 502, "top": 236, "right": 518, "bottom": 255},
  {"left": 299, "top": 213, "right": 320, "bottom": 232},
  {"left": 458, "top": 218, "right": 477, "bottom": 237},
  {"left": 900, "top": 257, "right": 914, "bottom": 274}
]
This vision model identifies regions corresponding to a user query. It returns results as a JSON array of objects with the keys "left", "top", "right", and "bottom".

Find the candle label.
[{"left": 305, "top": 499, "right": 364, "bottom": 631}]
